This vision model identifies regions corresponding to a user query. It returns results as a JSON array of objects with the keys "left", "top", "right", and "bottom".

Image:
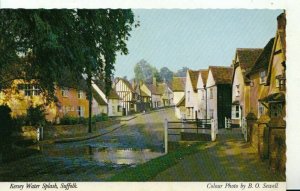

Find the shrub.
[
  {"left": 26, "top": 105, "right": 46, "bottom": 127},
  {"left": 0, "top": 105, "right": 13, "bottom": 138}
]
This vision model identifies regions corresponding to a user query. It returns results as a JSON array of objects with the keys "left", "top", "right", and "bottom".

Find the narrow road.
[{"left": 0, "top": 108, "right": 176, "bottom": 181}]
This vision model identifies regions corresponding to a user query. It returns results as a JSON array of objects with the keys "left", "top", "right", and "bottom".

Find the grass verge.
[{"left": 107, "top": 142, "right": 204, "bottom": 181}]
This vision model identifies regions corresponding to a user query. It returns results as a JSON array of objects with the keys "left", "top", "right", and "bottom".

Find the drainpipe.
[{"left": 205, "top": 86, "right": 208, "bottom": 121}]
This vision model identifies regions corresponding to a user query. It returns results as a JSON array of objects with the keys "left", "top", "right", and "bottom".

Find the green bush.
[
  {"left": 26, "top": 105, "right": 46, "bottom": 127},
  {"left": 0, "top": 105, "right": 13, "bottom": 138},
  {"left": 59, "top": 113, "right": 109, "bottom": 125}
]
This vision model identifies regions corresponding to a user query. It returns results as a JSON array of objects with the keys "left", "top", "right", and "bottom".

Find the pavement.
[{"left": 152, "top": 128, "right": 285, "bottom": 181}]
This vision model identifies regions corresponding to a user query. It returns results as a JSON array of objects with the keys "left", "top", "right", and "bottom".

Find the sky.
[{"left": 114, "top": 9, "right": 283, "bottom": 79}]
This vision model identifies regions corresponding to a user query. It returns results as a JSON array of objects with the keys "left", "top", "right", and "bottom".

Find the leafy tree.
[
  {"left": 0, "top": 9, "right": 137, "bottom": 132},
  {"left": 159, "top": 67, "right": 173, "bottom": 83},
  {"left": 0, "top": 9, "right": 136, "bottom": 99},
  {"left": 134, "top": 59, "right": 161, "bottom": 83},
  {"left": 175, "top": 67, "right": 189, "bottom": 77}
]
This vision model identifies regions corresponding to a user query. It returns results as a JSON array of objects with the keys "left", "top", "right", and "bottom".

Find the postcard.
[{"left": 0, "top": 1, "right": 299, "bottom": 191}]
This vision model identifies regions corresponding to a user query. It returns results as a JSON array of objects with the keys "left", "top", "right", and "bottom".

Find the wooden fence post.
[
  {"left": 211, "top": 119, "right": 216, "bottom": 141},
  {"left": 164, "top": 118, "right": 168, "bottom": 154}
]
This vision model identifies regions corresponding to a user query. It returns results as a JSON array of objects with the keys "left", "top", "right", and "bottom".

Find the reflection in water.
[
  {"left": 91, "top": 147, "right": 162, "bottom": 165},
  {"left": 41, "top": 143, "right": 163, "bottom": 167}
]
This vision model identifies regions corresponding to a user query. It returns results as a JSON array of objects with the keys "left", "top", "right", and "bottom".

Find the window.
[
  {"left": 270, "top": 103, "right": 283, "bottom": 118},
  {"left": 201, "top": 90, "right": 205, "bottom": 100},
  {"left": 258, "top": 102, "right": 265, "bottom": 118},
  {"left": 78, "top": 90, "right": 84, "bottom": 99},
  {"left": 235, "top": 85, "right": 240, "bottom": 97},
  {"left": 112, "top": 106, "right": 115, "bottom": 114},
  {"left": 276, "top": 74, "right": 286, "bottom": 91},
  {"left": 20, "top": 84, "right": 40, "bottom": 96},
  {"left": 77, "top": 106, "right": 84, "bottom": 117},
  {"left": 232, "top": 105, "right": 240, "bottom": 119},
  {"left": 187, "top": 91, "right": 190, "bottom": 102},
  {"left": 209, "top": 88, "right": 213, "bottom": 99},
  {"left": 118, "top": 106, "right": 122, "bottom": 112},
  {"left": 62, "top": 88, "right": 69, "bottom": 97},
  {"left": 209, "top": 109, "right": 214, "bottom": 119},
  {"left": 260, "top": 70, "right": 267, "bottom": 84}
]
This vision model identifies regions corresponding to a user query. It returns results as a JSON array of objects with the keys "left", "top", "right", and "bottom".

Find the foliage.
[
  {"left": 0, "top": 105, "right": 13, "bottom": 137},
  {"left": 60, "top": 114, "right": 108, "bottom": 125},
  {"left": 26, "top": 105, "right": 46, "bottom": 127},
  {"left": 108, "top": 142, "right": 204, "bottom": 181},
  {"left": 175, "top": 67, "right": 189, "bottom": 77},
  {"left": 0, "top": 9, "right": 137, "bottom": 100},
  {"left": 159, "top": 67, "right": 173, "bottom": 83},
  {"left": 134, "top": 59, "right": 161, "bottom": 83}
]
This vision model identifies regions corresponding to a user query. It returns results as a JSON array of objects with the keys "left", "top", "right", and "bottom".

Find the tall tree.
[
  {"left": 159, "top": 67, "right": 173, "bottom": 83},
  {"left": 0, "top": 9, "right": 137, "bottom": 132},
  {"left": 133, "top": 59, "right": 161, "bottom": 83},
  {"left": 175, "top": 67, "right": 189, "bottom": 77}
]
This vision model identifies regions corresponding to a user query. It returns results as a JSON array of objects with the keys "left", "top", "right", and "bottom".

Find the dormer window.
[
  {"left": 260, "top": 70, "right": 267, "bottom": 84},
  {"left": 276, "top": 73, "right": 286, "bottom": 91},
  {"left": 235, "top": 85, "right": 240, "bottom": 97}
]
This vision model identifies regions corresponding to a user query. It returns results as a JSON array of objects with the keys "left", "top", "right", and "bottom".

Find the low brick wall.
[
  {"left": 269, "top": 128, "right": 286, "bottom": 174},
  {"left": 13, "top": 120, "right": 120, "bottom": 141},
  {"left": 43, "top": 120, "right": 120, "bottom": 139},
  {"left": 249, "top": 116, "right": 286, "bottom": 175}
]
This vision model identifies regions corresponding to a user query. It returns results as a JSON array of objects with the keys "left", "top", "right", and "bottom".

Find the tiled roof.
[
  {"left": 92, "top": 88, "right": 107, "bottom": 106},
  {"left": 147, "top": 84, "right": 161, "bottom": 95},
  {"left": 247, "top": 38, "right": 275, "bottom": 76},
  {"left": 188, "top": 70, "right": 200, "bottom": 92},
  {"left": 236, "top": 48, "right": 263, "bottom": 73},
  {"left": 199, "top": 70, "right": 209, "bottom": 85},
  {"left": 209, "top": 66, "right": 233, "bottom": 84},
  {"left": 172, "top": 77, "right": 186, "bottom": 92},
  {"left": 108, "top": 88, "right": 121, "bottom": 99}
]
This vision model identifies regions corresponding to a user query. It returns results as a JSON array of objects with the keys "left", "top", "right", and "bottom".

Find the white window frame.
[
  {"left": 235, "top": 85, "right": 240, "bottom": 97},
  {"left": 78, "top": 90, "right": 84, "bottom": 99},
  {"left": 77, "top": 106, "right": 84, "bottom": 117},
  {"left": 259, "top": 70, "right": 267, "bottom": 84},
  {"left": 232, "top": 105, "right": 240, "bottom": 119},
  {"left": 62, "top": 87, "right": 69, "bottom": 97},
  {"left": 210, "top": 88, "right": 213, "bottom": 99}
]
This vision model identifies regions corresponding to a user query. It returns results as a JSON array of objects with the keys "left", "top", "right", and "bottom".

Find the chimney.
[
  {"left": 277, "top": 11, "right": 286, "bottom": 31},
  {"left": 153, "top": 77, "right": 157, "bottom": 86}
]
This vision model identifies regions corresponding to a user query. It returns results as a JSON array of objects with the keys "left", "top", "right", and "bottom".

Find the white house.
[
  {"left": 206, "top": 66, "right": 233, "bottom": 129},
  {"left": 114, "top": 78, "right": 136, "bottom": 115},
  {"left": 185, "top": 70, "right": 200, "bottom": 119},
  {"left": 231, "top": 48, "right": 262, "bottom": 127},
  {"left": 107, "top": 88, "right": 123, "bottom": 117},
  {"left": 196, "top": 70, "right": 209, "bottom": 119},
  {"left": 172, "top": 77, "right": 186, "bottom": 119}
]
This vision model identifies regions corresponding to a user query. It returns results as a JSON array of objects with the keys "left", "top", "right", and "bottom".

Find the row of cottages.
[
  {"left": 232, "top": 12, "right": 286, "bottom": 126},
  {"left": 231, "top": 48, "right": 263, "bottom": 127},
  {"left": 0, "top": 77, "right": 122, "bottom": 123},
  {"left": 182, "top": 67, "right": 232, "bottom": 128}
]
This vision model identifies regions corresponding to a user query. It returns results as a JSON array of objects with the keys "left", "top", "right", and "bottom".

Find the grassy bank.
[{"left": 107, "top": 142, "right": 204, "bottom": 181}]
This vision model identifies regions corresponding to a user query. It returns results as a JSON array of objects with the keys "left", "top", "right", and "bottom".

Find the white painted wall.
[
  {"left": 185, "top": 71, "right": 199, "bottom": 119},
  {"left": 206, "top": 70, "right": 218, "bottom": 121}
]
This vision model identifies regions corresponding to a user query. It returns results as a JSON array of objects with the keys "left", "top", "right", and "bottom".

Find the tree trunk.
[{"left": 88, "top": 73, "right": 92, "bottom": 133}]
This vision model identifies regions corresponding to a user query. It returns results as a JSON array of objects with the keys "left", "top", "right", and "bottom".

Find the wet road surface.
[{"left": 0, "top": 108, "right": 177, "bottom": 181}]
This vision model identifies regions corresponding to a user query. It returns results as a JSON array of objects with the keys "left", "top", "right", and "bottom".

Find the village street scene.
[{"left": 0, "top": 9, "right": 286, "bottom": 182}]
